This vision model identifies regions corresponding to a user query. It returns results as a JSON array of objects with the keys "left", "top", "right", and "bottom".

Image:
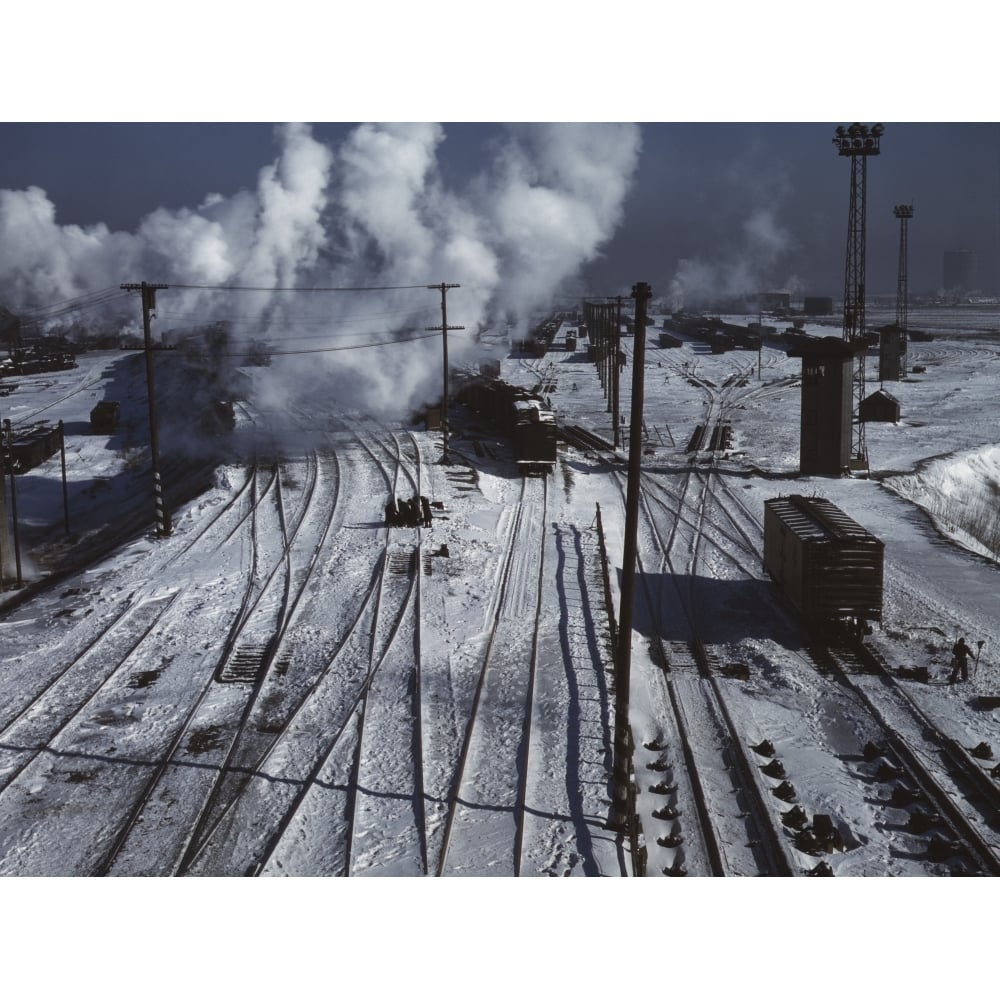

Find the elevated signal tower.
[
  {"left": 833, "top": 122, "right": 884, "bottom": 471},
  {"left": 894, "top": 204, "right": 913, "bottom": 376}
]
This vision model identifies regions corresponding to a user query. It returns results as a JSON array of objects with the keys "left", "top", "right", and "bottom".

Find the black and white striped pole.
[{"left": 122, "top": 282, "right": 171, "bottom": 537}]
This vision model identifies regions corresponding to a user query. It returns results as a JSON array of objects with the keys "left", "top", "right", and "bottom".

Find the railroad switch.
[
  {"left": 806, "top": 861, "right": 835, "bottom": 876},
  {"left": 781, "top": 805, "right": 809, "bottom": 829},
  {"left": 926, "top": 837, "right": 962, "bottom": 861},
  {"left": 772, "top": 781, "right": 797, "bottom": 802},
  {"left": 907, "top": 810, "right": 942, "bottom": 834},
  {"left": 656, "top": 833, "right": 683, "bottom": 848},
  {"left": 876, "top": 762, "right": 905, "bottom": 781},
  {"left": 890, "top": 785, "right": 921, "bottom": 807},
  {"left": 652, "top": 805, "right": 680, "bottom": 821},
  {"left": 648, "top": 782, "right": 676, "bottom": 795}
]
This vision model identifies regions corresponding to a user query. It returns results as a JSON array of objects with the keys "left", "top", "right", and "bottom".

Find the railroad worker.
[
  {"left": 385, "top": 498, "right": 398, "bottom": 527},
  {"left": 420, "top": 496, "right": 432, "bottom": 527},
  {"left": 949, "top": 636, "right": 973, "bottom": 684}
]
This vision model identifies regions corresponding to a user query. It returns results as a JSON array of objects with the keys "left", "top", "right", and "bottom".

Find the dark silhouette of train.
[
  {"left": 0, "top": 347, "right": 77, "bottom": 377},
  {"left": 455, "top": 376, "right": 557, "bottom": 473}
]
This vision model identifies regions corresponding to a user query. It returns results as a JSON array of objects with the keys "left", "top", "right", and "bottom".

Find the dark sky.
[{"left": 1, "top": 122, "right": 997, "bottom": 299}]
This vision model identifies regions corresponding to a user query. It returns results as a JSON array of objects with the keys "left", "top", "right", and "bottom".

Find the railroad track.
[
  {"left": 89, "top": 445, "right": 342, "bottom": 875},
  {"left": 175, "top": 420, "right": 425, "bottom": 875},
  {"left": 806, "top": 640, "right": 1000, "bottom": 875},
  {"left": 435, "top": 474, "right": 548, "bottom": 876}
]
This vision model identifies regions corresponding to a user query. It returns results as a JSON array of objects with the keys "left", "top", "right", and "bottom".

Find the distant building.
[
  {"left": 860, "top": 388, "right": 900, "bottom": 424},
  {"left": 758, "top": 292, "right": 791, "bottom": 312},
  {"left": 803, "top": 296, "right": 834, "bottom": 316},
  {"left": 943, "top": 250, "right": 977, "bottom": 293},
  {"left": 878, "top": 325, "right": 903, "bottom": 382}
]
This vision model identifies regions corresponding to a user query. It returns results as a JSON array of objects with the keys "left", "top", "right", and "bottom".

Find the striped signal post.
[{"left": 121, "top": 282, "right": 172, "bottom": 537}]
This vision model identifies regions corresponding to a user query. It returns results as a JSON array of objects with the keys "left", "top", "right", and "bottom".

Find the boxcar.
[
  {"left": 6, "top": 423, "right": 62, "bottom": 474},
  {"left": 763, "top": 495, "right": 883, "bottom": 625}
]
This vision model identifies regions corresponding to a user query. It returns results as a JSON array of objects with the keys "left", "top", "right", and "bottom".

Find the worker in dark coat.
[
  {"left": 420, "top": 496, "right": 431, "bottom": 527},
  {"left": 949, "top": 637, "right": 973, "bottom": 684},
  {"left": 385, "top": 498, "right": 398, "bottom": 527},
  {"left": 398, "top": 497, "right": 412, "bottom": 526}
]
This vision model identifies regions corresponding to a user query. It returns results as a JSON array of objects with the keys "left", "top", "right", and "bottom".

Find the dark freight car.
[
  {"left": 763, "top": 495, "right": 883, "bottom": 626},
  {"left": 90, "top": 400, "right": 121, "bottom": 433},
  {"left": 5, "top": 423, "right": 62, "bottom": 474}
]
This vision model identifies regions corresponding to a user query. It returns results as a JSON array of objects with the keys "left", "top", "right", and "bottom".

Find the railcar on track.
[
  {"left": 763, "top": 494, "right": 884, "bottom": 631},
  {"left": 455, "top": 375, "right": 557, "bottom": 474}
]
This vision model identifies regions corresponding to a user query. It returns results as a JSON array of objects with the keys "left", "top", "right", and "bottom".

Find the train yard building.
[
  {"left": 860, "top": 388, "right": 900, "bottom": 424},
  {"left": 787, "top": 336, "right": 867, "bottom": 476}
]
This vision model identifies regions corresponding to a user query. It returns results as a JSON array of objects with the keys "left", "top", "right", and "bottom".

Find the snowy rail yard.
[{"left": 2, "top": 309, "right": 1000, "bottom": 879}]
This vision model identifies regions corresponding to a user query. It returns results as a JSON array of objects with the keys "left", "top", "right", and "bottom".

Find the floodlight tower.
[
  {"left": 894, "top": 204, "right": 913, "bottom": 376},
  {"left": 833, "top": 122, "right": 884, "bottom": 470}
]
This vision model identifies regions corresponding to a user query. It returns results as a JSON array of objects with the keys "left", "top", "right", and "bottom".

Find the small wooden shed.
[{"left": 860, "top": 388, "right": 900, "bottom": 423}]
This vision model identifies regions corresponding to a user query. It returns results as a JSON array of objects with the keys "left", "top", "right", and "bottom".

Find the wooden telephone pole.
[
  {"left": 427, "top": 282, "right": 463, "bottom": 464},
  {"left": 611, "top": 281, "right": 651, "bottom": 831}
]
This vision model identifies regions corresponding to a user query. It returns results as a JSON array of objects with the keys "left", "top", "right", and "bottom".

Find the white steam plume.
[{"left": 0, "top": 122, "right": 641, "bottom": 418}]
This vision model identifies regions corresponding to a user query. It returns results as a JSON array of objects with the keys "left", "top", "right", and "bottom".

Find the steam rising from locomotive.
[{"left": 0, "top": 123, "right": 641, "bottom": 419}]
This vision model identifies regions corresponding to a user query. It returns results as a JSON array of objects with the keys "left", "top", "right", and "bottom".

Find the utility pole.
[
  {"left": 427, "top": 283, "right": 462, "bottom": 465},
  {"left": 613, "top": 296, "right": 622, "bottom": 448},
  {"left": 894, "top": 204, "right": 914, "bottom": 378},
  {"left": 59, "top": 420, "right": 69, "bottom": 533},
  {"left": 121, "top": 282, "right": 171, "bottom": 536},
  {"left": 3, "top": 419, "right": 22, "bottom": 586},
  {"left": 610, "top": 280, "right": 651, "bottom": 832}
]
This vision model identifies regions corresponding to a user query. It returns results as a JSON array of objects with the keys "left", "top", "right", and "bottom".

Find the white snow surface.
[{"left": 2, "top": 309, "right": 1000, "bottom": 901}]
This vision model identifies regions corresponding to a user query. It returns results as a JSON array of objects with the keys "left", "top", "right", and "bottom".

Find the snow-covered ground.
[{"left": 2, "top": 306, "right": 1000, "bottom": 890}]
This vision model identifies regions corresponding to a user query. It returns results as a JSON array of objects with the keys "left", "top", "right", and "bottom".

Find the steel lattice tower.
[
  {"left": 833, "top": 122, "right": 884, "bottom": 469},
  {"left": 894, "top": 204, "right": 913, "bottom": 376}
]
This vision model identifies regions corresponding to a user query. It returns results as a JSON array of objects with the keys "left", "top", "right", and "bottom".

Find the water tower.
[{"left": 789, "top": 336, "right": 868, "bottom": 476}]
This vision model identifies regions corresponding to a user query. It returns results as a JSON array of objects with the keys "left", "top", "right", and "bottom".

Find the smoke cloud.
[
  {"left": 666, "top": 206, "right": 803, "bottom": 312},
  {"left": 0, "top": 122, "right": 641, "bottom": 417}
]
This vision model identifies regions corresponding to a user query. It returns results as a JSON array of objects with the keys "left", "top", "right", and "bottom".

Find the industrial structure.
[
  {"left": 879, "top": 204, "right": 913, "bottom": 382},
  {"left": 833, "top": 123, "right": 884, "bottom": 473},
  {"left": 803, "top": 296, "right": 834, "bottom": 316},
  {"left": 789, "top": 336, "right": 866, "bottom": 476}
]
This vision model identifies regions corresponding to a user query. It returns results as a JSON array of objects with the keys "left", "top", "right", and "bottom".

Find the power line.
[
  {"left": 168, "top": 282, "right": 437, "bottom": 292},
  {"left": 18, "top": 286, "right": 127, "bottom": 317},
  {"left": 168, "top": 328, "right": 471, "bottom": 357}
]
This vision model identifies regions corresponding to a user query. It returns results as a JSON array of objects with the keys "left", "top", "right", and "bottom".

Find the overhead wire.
[{"left": 166, "top": 327, "right": 470, "bottom": 357}]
